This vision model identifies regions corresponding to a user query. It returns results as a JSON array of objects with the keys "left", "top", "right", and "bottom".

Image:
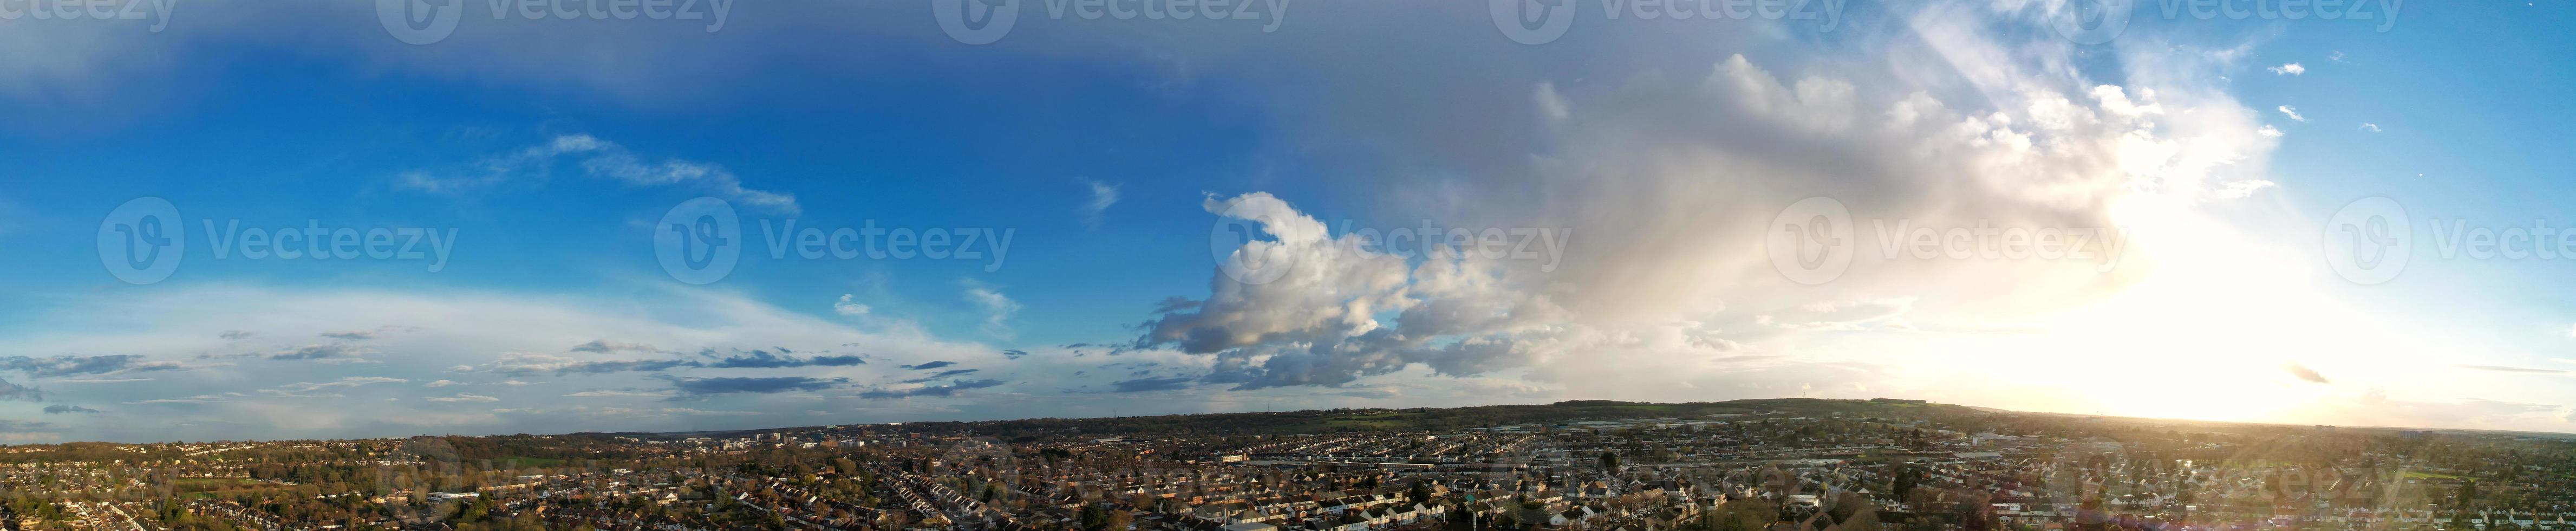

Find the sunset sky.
[{"left": 3, "top": 0, "right": 2574, "bottom": 443}]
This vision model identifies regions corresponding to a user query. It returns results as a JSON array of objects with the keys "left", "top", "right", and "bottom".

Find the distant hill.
[{"left": 676, "top": 397, "right": 1994, "bottom": 440}]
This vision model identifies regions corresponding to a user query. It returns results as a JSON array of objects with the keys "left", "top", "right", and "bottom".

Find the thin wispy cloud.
[
  {"left": 1080, "top": 180, "right": 1121, "bottom": 229},
  {"left": 398, "top": 134, "right": 798, "bottom": 214}
]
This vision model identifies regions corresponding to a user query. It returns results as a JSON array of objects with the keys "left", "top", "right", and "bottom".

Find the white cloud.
[
  {"left": 6, "top": 284, "right": 1009, "bottom": 441},
  {"left": 833, "top": 294, "right": 870, "bottom": 316},
  {"left": 397, "top": 134, "right": 797, "bottom": 214},
  {"left": 426, "top": 394, "right": 500, "bottom": 403},
  {"left": 2215, "top": 180, "right": 2278, "bottom": 199},
  {"left": 1080, "top": 180, "right": 1121, "bottom": 229},
  {"left": 2360, "top": 122, "right": 2382, "bottom": 132},
  {"left": 2258, "top": 126, "right": 2284, "bottom": 138},
  {"left": 2268, "top": 63, "right": 2305, "bottom": 75},
  {"left": 964, "top": 285, "right": 1022, "bottom": 338},
  {"left": 2278, "top": 105, "right": 2306, "bottom": 121}
]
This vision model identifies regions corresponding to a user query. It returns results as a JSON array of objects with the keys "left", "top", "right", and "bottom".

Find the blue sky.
[{"left": 3, "top": 0, "right": 2575, "bottom": 443}]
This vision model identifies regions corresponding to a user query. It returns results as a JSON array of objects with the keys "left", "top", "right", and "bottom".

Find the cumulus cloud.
[
  {"left": 2278, "top": 105, "right": 2305, "bottom": 121},
  {"left": 2359, "top": 122, "right": 2381, "bottom": 132},
  {"left": 2267, "top": 63, "right": 2304, "bottom": 75},
  {"left": 1133, "top": 22, "right": 2275, "bottom": 392}
]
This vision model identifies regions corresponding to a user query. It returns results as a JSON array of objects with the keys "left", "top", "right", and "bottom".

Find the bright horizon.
[{"left": 5, "top": 0, "right": 2575, "bottom": 444}]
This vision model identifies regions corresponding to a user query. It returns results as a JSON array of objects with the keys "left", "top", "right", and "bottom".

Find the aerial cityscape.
[{"left": 5, "top": 399, "right": 2570, "bottom": 531}]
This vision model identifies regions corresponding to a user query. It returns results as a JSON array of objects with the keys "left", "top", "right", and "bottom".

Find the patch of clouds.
[
  {"left": 0, "top": 377, "right": 40, "bottom": 402},
  {"left": 2282, "top": 361, "right": 2330, "bottom": 384},
  {"left": 2, "top": 354, "right": 184, "bottom": 378},
  {"left": 271, "top": 344, "right": 368, "bottom": 361},
  {"left": 320, "top": 330, "right": 376, "bottom": 341},
  {"left": 569, "top": 340, "right": 661, "bottom": 354},
  {"left": 964, "top": 284, "right": 1021, "bottom": 338},
  {"left": 2215, "top": 180, "right": 2278, "bottom": 199},
  {"left": 857, "top": 379, "right": 1006, "bottom": 399},
  {"left": 1080, "top": 180, "right": 1121, "bottom": 229},
  {"left": 2267, "top": 63, "right": 2304, "bottom": 75},
  {"left": 397, "top": 134, "right": 797, "bottom": 214},
  {"left": 833, "top": 294, "right": 870, "bottom": 316},
  {"left": 902, "top": 369, "right": 981, "bottom": 383},
  {"left": 705, "top": 350, "right": 866, "bottom": 369},
  {"left": 1111, "top": 377, "right": 1195, "bottom": 393},
  {"left": 671, "top": 377, "right": 848, "bottom": 397}
]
